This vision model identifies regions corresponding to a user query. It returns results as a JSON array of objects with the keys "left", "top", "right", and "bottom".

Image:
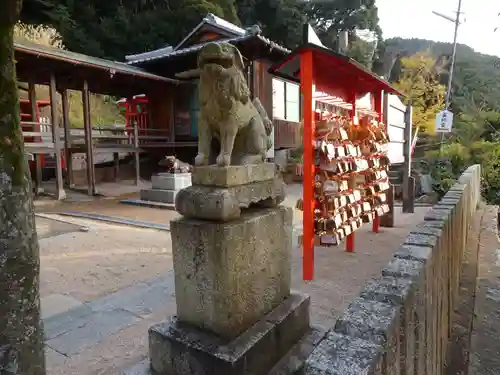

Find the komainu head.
[{"left": 197, "top": 42, "right": 245, "bottom": 74}]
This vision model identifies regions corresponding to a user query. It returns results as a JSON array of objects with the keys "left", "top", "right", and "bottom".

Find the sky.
[{"left": 376, "top": 0, "right": 500, "bottom": 57}]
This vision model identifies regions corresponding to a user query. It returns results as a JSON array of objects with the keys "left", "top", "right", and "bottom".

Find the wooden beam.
[
  {"left": 82, "top": 79, "right": 97, "bottom": 195},
  {"left": 403, "top": 104, "right": 414, "bottom": 213},
  {"left": 113, "top": 153, "right": 120, "bottom": 182},
  {"left": 133, "top": 110, "right": 140, "bottom": 186},
  {"left": 261, "top": 63, "right": 274, "bottom": 117},
  {"left": 49, "top": 74, "right": 67, "bottom": 200},
  {"left": 61, "top": 89, "right": 73, "bottom": 187},
  {"left": 380, "top": 91, "right": 395, "bottom": 228},
  {"left": 168, "top": 89, "right": 175, "bottom": 143},
  {"left": 28, "top": 82, "right": 43, "bottom": 196}
]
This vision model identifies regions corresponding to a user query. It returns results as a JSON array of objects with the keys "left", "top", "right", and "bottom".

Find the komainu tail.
[{"left": 253, "top": 97, "right": 273, "bottom": 136}]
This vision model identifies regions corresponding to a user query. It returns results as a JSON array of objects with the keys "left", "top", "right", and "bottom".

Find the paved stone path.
[
  {"left": 37, "top": 197, "right": 430, "bottom": 374},
  {"left": 468, "top": 206, "right": 500, "bottom": 374},
  {"left": 44, "top": 275, "right": 175, "bottom": 364}
]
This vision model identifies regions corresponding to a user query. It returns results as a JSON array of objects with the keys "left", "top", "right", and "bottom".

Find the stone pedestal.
[
  {"left": 171, "top": 207, "right": 292, "bottom": 338},
  {"left": 149, "top": 293, "right": 310, "bottom": 375},
  {"left": 175, "top": 164, "right": 285, "bottom": 221},
  {"left": 130, "top": 163, "right": 311, "bottom": 375},
  {"left": 140, "top": 173, "right": 192, "bottom": 205}
]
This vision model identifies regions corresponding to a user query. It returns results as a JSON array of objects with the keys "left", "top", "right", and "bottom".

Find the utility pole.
[{"left": 433, "top": 0, "right": 463, "bottom": 153}]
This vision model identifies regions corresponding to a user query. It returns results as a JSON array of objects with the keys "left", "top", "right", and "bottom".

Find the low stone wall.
[{"left": 302, "top": 165, "right": 481, "bottom": 375}]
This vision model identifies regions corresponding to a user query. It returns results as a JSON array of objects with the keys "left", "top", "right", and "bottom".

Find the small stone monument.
[
  {"left": 139, "top": 42, "right": 312, "bottom": 375},
  {"left": 139, "top": 157, "right": 193, "bottom": 207}
]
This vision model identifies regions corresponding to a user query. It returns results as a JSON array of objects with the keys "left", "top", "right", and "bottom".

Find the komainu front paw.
[
  {"left": 194, "top": 153, "right": 208, "bottom": 166},
  {"left": 216, "top": 153, "right": 231, "bottom": 166}
]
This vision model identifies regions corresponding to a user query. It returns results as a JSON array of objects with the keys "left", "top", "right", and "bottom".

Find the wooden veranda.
[{"left": 15, "top": 41, "right": 180, "bottom": 199}]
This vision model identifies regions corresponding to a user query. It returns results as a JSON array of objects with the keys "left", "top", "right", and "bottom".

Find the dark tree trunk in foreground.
[{"left": 0, "top": 1, "right": 46, "bottom": 374}]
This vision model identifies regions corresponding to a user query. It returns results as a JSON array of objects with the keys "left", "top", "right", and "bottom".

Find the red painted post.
[
  {"left": 373, "top": 215, "right": 380, "bottom": 233},
  {"left": 300, "top": 50, "right": 315, "bottom": 280}
]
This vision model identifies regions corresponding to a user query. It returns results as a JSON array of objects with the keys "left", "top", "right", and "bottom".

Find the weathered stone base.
[
  {"left": 140, "top": 188, "right": 178, "bottom": 204},
  {"left": 149, "top": 293, "right": 310, "bottom": 375},
  {"left": 139, "top": 173, "right": 192, "bottom": 205},
  {"left": 174, "top": 178, "right": 285, "bottom": 221},
  {"left": 192, "top": 163, "right": 275, "bottom": 187},
  {"left": 170, "top": 207, "right": 293, "bottom": 339},
  {"left": 122, "top": 328, "right": 324, "bottom": 375},
  {"left": 152, "top": 173, "right": 192, "bottom": 190}
]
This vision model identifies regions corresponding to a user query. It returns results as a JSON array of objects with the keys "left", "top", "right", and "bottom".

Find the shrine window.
[{"left": 272, "top": 78, "right": 300, "bottom": 122}]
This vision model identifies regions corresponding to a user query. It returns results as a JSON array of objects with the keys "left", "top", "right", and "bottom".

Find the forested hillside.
[
  {"left": 383, "top": 37, "right": 500, "bottom": 204},
  {"left": 384, "top": 37, "right": 500, "bottom": 112},
  {"left": 20, "top": 0, "right": 381, "bottom": 60}
]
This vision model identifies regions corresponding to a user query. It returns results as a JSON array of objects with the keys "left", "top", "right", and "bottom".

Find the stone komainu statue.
[
  {"left": 159, "top": 155, "right": 192, "bottom": 173},
  {"left": 194, "top": 42, "right": 273, "bottom": 167}
]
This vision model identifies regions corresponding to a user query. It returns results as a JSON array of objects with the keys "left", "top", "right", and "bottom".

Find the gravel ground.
[{"left": 39, "top": 216, "right": 173, "bottom": 303}]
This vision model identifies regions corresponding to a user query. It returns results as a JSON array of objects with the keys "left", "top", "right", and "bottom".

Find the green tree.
[
  {"left": 214, "top": 0, "right": 240, "bottom": 24},
  {"left": 394, "top": 52, "right": 446, "bottom": 134},
  {"left": 304, "top": 0, "right": 381, "bottom": 47},
  {"left": 302, "top": 0, "right": 383, "bottom": 70},
  {"left": 20, "top": 0, "right": 237, "bottom": 60},
  {"left": 384, "top": 37, "right": 500, "bottom": 113},
  {"left": 236, "top": 0, "right": 306, "bottom": 48},
  {"left": 345, "top": 33, "right": 379, "bottom": 70},
  {"left": 21, "top": 0, "right": 381, "bottom": 61},
  {"left": 0, "top": 0, "right": 46, "bottom": 373}
]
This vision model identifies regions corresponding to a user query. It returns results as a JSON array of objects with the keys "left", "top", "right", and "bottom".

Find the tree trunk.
[{"left": 0, "top": 1, "right": 46, "bottom": 374}]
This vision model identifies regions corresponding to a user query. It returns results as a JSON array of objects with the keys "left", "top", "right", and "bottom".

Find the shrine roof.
[
  {"left": 126, "top": 33, "right": 290, "bottom": 79},
  {"left": 268, "top": 25, "right": 402, "bottom": 99},
  {"left": 174, "top": 13, "right": 247, "bottom": 51},
  {"left": 15, "top": 41, "right": 180, "bottom": 96},
  {"left": 127, "top": 33, "right": 290, "bottom": 67}
]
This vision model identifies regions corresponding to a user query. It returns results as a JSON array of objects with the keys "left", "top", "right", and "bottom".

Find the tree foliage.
[
  {"left": 304, "top": 0, "right": 381, "bottom": 47},
  {"left": 385, "top": 37, "right": 500, "bottom": 113},
  {"left": 387, "top": 38, "right": 500, "bottom": 204},
  {"left": 20, "top": 0, "right": 383, "bottom": 66},
  {"left": 236, "top": 0, "right": 306, "bottom": 49},
  {"left": 21, "top": 0, "right": 235, "bottom": 59},
  {"left": 393, "top": 52, "right": 446, "bottom": 134}
]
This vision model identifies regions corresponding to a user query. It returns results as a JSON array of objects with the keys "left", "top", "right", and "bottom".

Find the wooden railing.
[
  {"left": 273, "top": 118, "right": 301, "bottom": 149},
  {"left": 20, "top": 121, "right": 174, "bottom": 151}
]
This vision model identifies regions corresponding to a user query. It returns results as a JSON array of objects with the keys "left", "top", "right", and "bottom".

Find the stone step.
[
  {"left": 148, "top": 293, "right": 310, "bottom": 375},
  {"left": 140, "top": 189, "right": 177, "bottom": 204},
  {"left": 151, "top": 173, "right": 191, "bottom": 191},
  {"left": 268, "top": 327, "right": 326, "bottom": 375},
  {"left": 122, "top": 327, "right": 325, "bottom": 375}
]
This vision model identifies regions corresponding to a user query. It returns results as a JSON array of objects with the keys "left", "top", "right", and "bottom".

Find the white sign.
[{"left": 435, "top": 110, "right": 453, "bottom": 133}]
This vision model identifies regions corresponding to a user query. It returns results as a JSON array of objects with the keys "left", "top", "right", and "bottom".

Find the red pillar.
[{"left": 300, "top": 50, "right": 315, "bottom": 281}]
